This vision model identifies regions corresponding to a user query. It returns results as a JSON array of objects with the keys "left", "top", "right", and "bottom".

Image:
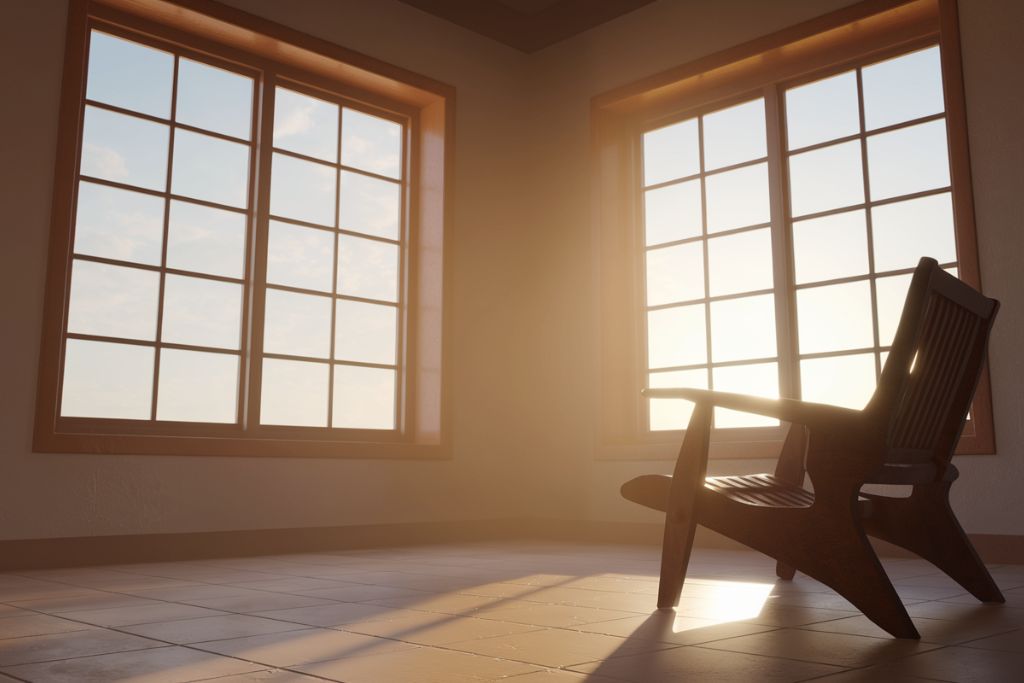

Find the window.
[
  {"left": 594, "top": 0, "right": 994, "bottom": 456},
  {"left": 35, "top": 0, "right": 452, "bottom": 457}
]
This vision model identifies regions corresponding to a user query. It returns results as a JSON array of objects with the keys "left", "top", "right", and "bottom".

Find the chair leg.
[
  {"left": 657, "top": 511, "right": 698, "bottom": 608},
  {"left": 776, "top": 560, "right": 796, "bottom": 581},
  {"left": 926, "top": 514, "right": 1004, "bottom": 603}
]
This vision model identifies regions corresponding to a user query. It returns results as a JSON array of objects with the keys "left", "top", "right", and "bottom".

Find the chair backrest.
[{"left": 867, "top": 258, "right": 998, "bottom": 472}]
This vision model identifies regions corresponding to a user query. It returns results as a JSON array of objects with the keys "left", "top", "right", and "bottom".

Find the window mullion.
[
  {"left": 764, "top": 84, "right": 799, "bottom": 401},
  {"left": 242, "top": 73, "right": 277, "bottom": 431}
]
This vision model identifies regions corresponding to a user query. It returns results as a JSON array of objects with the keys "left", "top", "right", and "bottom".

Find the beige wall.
[{"left": 1, "top": 0, "right": 1020, "bottom": 541}]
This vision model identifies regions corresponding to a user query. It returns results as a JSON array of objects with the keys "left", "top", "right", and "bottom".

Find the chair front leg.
[
  {"left": 658, "top": 400, "right": 711, "bottom": 609},
  {"left": 774, "top": 423, "right": 807, "bottom": 581}
]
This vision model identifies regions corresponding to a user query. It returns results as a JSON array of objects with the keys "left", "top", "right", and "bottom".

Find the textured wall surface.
[{"left": 0, "top": 0, "right": 1020, "bottom": 541}]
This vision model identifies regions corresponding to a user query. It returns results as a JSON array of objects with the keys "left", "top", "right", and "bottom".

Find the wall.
[
  {"left": 1, "top": 0, "right": 1020, "bottom": 542},
  {"left": 520, "top": 0, "right": 1024, "bottom": 536}
]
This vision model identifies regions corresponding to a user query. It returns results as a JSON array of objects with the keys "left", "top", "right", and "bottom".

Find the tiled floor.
[{"left": 1, "top": 542, "right": 1023, "bottom": 682}]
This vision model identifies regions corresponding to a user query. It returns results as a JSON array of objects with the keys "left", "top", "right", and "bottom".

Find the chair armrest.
[{"left": 642, "top": 388, "right": 864, "bottom": 432}]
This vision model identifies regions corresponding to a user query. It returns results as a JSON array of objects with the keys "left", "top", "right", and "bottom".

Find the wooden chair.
[{"left": 622, "top": 257, "right": 1003, "bottom": 638}]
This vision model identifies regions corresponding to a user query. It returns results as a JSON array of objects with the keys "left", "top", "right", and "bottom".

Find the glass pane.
[
  {"left": 710, "top": 294, "right": 776, "bottom": 362},
  {"left": 792, "top": 209, "right": 869, "bottom": 284},
  {"left": 270, "top": 153, "right": 337, "bottom": 227},
  {"left": 645, "top": 242, "right": 704, "bottom": 306},
  {"left": 166, "top": 200, "right": 246, "bottom": 279},
  {"left": 333, "top": 365, "right": 396, "bottom": 429},
  {"left": 707, "top": 228, "right": 773, "bottom": 297},
  {"left": 705, "top": 163, "right": 770, "bottom": 233},
  {"left": 175, "top": 58, "right": 253, "bottom": 139},
  {"left": 61, "top": 339, "right": 153, "bottom": 419},
  {"left": 876, "top": 273, "right": 912, "bottom": 347},
  {"left": 74, "top": 181, "right": 164, "bottom": 265},
  {"left": 81, "top": 106, "right": 168, "bottom": 191},
  {"left": 647, "top": 304, "right": 707, "bottom": 369},
  {"left": 797, "top": 281, "right": 873, "bottom": 354},
  {"left": 263, "top": 289, "right": 332, "bottom": 359},
  {"left": 786, "top": 70, "right": 860, "bottom": 150},
  {"left": 338, "top": 171, "right": 401, "bottom": 240},
  {"left": 334, "top": 300, "right": 397, "bottom": 365},
  {"left": 862, "top": 46, "right": 944, "bottom": 130},
  {"left": 713, "top": 362, "right": 779, "bottom": 428},
  {"left": 867, "top": 119, "right": 950, "bottom": 201},
  {"left": 342, "top": 108, "right": 403, "bottom": 179},
  {"left": 337, "top": 235, "right": 400, "bottom": 302},
  {"left": 273, "top": 87, "right": 338, "bottom": 162},
  {"left": 266, "top": 221, "right": 335, "bottom": 292},
  {"left": 172, "top": 129, "right": 249, "bottom": 208},
  {"left": 801, "top": 353, "right": 877, "bottom": 409},
  {"left": 643, "top": 118, "right": 699, "bottom": 186},
  {"left": 67, "top": 260, "right": 159, "bottom": 340},
  {"left": 86, "top": 31, "right": 173, "bottom": 118},
  {"left": 872, "top": 193, "right": 956, "bottom": 273},
  {"left": 644, "top": 180, "right": 702, "bottom": 246},
  {"left": 161, "top": 274, "right": 241, "bottom": 350},
  {"left": 703, "top": 98, "right": 766, "bottom": 171},
  {"left": 260, "top": 358, "right": 328, "bottom": 427},
  {"left": 788, "top": 140, "right": 864, "bottom": 217},
  {"left": 156, "top": 349, "right": 238, "bottom": 423},
  {"left": 648, "top": 368, "right": 708, "bottom": 432}
]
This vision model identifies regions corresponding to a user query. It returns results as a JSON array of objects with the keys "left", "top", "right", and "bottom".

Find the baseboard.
[{"left": 2, "top": 518, "right": 1022, "bottom": 571}]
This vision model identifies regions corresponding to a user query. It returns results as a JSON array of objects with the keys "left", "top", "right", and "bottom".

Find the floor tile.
[
  {"left": 2, "top": 644, "right": 261, "bottom": 682},
  {"left": 802, "top": 612, "right": 1022, "bottom": 645},
  {"left": 341, "top": 611, "right": 542, "bottom": 645},
  {"left": 296, "top": 646, "right": 541, "bottom": 682},
  {"left": 473, "top": 601, "right": 635, "bottom": 627},
  {"left": 60, "top": 602, "right": 229, "bottom": 627},
  {"left": 119, "top": 614, "right": 309, "bottom": 644},
  {"left": 447, "top": 627, "right": 674, "bottom": 667},
  {"left": 194, "top": 627, "right": 416, "bottom": 666},
  {"left": 573, "top": 612, "right": 776, "bottom": 646},
  {"left": 569, "top": 642, "right": 841, "bottom": 682},
  {"left": 960, "top": 627, "right": 1024, "bottom": 653},
  {"left": 179, "top": 592, "right": 334, "bottom": 614},
  {"left": 0, "top": 614, "right": 92, "bottom": 639},
  {"left": 9, "top": 592, "right": 161, "bottom": 614},
  {"left": 878, "top": 645, "right": 1024, "bottom": 682},
  {"left": 0, "top": 628, "right": 163, "bottom": 667},
  {"left": 294, "top": 583, "right": 428, "bottom": 603},
  {"left": 253, "top": 602, "right": 406, "bottom": 627}
]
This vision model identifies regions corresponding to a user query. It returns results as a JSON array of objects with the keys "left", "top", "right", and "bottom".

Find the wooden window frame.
[
  {"left": 34, "top": 0, "right": 454, "bottom": 458},
  {"left": 592, "top": 0, "right": 995, "bottom": 460}
]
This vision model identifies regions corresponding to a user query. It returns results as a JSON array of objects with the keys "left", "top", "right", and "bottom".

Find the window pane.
[
  {"left": 707, "top": 228, "right": 773, "bottom": 297},
  {"left": 334, "top": 300, "right": 397, "bottom": 365},
  {"left": 788, "top": 140, "right": 864, "bottom": 217},
  {"left": 876, "top": 273, "right": 913, "bottom": 347},
  {"left": 338, "top": 171, "right": 400, "bottom": 239},
  {"left": 872, "top": 193, "right": 956, "bottom": 273},
  {"left": 643, "top": 118, "right": 699, "bottom": 186},
  {"left": 61, "top": 339, "right": 153, "bottom": 419},
  {"left": 74, "top": 181, "right": 164, "bottom": 265},
  {"left": 333, "top": 365, "right": 396, "bottom": 429},
  {"left": 175, "top": 58, "right": 253, "bottom": 140},
  {"left": 263, "top": 289, "right": 332, "bottom": 359},
  {"left": 266, "top": 221, "right": 335, "bottom": 292},
  {"left": 67, "top": 260, "right": 159, "bottom": 340},
  {"left": 166, "top": 200, "right": 246, "bottom": 279},
  {"left": 703, "top": 98, "right": 766, "bottom": 171},
  {"left": 270, "top": 153, "right": 337, "bottom": 227},
  {"left": 645, "top": 242, "right": 704, "bottom": 306},
  {"left": 710, "top": 294, "right": 776, "bottom": 362},
  {"left": 797, "top": 281, "right": 873, "bottom": 354},
  {"left": 792, "top": 209, "right": 869, "bottom": 284},
  {"left": 260, "top": 358, "right": 328, "bottom": 427},
  {"left": 705, "top": 163, "right": 770, "bottom": 232},
  {"left": 862, "top": 46, "right": 944, "bottom": 130},
  {"left": 86, "top": 31, "right": 173, "bottom": 118},
  {"left": 801, "top": 353, "right": 877, "bottom": 409},
  {"left": 337, "top": 235, "right": 399, "bottom": 302},
  {"left": 644, "top": 180, "right": 702, "bottom": 246},
  {"left": 273, "top": 87, "right": 338, "bottom": 162},
  {"left": 648, "top": 368, "right": 708, "bottom": 432},
  {"left": 172, "top": 129, "right": 249, "bottom": 208},
  {"left": 161, "top": 274, "right": 241, "bottom": 350},
  {"left": 713, "top": 362, "right": 779, "bottom": 428},
  {"left": 156, "top": 349, "right": 238, "bottom": 423},
  {"left": 342, "top": 108, "right": 403, "bottom": 179},
  {"left": 786, "top": 70, "right": 860, "bottom": 150},
  {"left": 647, "top": 304, "right": 707, "bottom": 369},
  {"left": 866, "top": 119, "right": 950, "bottom": 201},
  {"left": 81, "top": 106, "right": 169, "bottom": 191}
]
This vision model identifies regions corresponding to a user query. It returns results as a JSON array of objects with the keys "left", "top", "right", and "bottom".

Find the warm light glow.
[{"left": 674, "top": 579, "right": 775, "bottom": 624}]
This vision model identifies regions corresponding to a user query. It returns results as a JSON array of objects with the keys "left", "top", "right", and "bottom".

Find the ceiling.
[{"left": 397, "top": 0, "right": 657, "bottom": 53}]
